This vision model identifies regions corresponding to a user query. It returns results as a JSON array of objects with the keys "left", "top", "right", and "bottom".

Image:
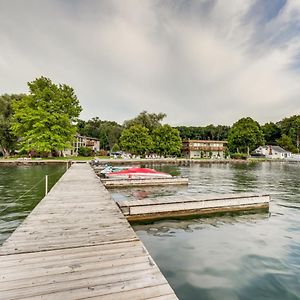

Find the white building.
[
  {"left": 253, "top": 145, "right": 292, "bottom": 159},
  {"left": 63, "top": 135, "right": 100, "bottom": 156},
  {"left": 182, "top": 140, "right": 227, "bottom": 159}
]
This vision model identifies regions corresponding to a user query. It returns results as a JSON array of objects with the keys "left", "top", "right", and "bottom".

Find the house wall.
[
  {"left": 63, "top": 136, "right": 100, "bottom": 156},
  {"left": 254, "top": 146, "right": 292, "bottom": 159},
  {"left": 182, "top": 140, "right": 227, "bottom": 159}
]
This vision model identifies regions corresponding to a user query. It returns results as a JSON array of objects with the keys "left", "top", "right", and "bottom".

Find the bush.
[
  {"left": 78, "top": 147, "right": 93, "bottom": 157},
  {"left": 97, "top": 149, "right": 108, "bottom": 156},
  {"left": 111, "top": 144, "right": 120, "bottom": 152},
  {"left": 230, "top": 153, "right": 248, "bottom": 160}
]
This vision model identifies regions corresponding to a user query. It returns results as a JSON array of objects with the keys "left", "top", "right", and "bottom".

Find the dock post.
[{"left": 45, "top": 175, "right": 48, "bottom": 195}]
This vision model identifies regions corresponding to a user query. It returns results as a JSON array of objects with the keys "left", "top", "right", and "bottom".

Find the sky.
[{"left": 0, "top": 0, "right": 300, "bottom": 126}]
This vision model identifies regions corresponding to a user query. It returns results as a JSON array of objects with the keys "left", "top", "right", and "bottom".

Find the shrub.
[
  {"left": 230, "top": 153, "right": 248, "bottom": 160},
  {"left": 78, "top": 147, "right": 93, "bottom": 157}
]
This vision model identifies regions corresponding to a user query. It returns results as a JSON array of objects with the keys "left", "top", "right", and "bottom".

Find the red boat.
[{"left": 106, "top": 167, "right": 172, "bottom": 179}]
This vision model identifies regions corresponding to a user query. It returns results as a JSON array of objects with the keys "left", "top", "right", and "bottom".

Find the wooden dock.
[
  {"left": 101, "top": 177, "right": 188, "bottom": 188},
  {"left": 117, "top": 194, "right": 270, "bottom": 222},
  {"left": 0, "top": 163, "right": 178, "bottom": 300}
]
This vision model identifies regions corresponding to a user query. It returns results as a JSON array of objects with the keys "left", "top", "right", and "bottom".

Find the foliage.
[
  {"left": 97, "top": 149, "right": 108, "bottom": 156},
  {"left": 111, "top": 143, "right": 120, "bottom": 152},
  {"left": 230, "top": 153, "right": 248, "bottom": 160},
  {"left": 261, "top": 122, "right": 281, "bottom": 145},
  {"left": 124, "top": 111, "right": 166, "bottom": 133},
  {"left": 119, "top": 125, "right": 153, "bottom": 155},
  {"left": 175, "top": 125, "right": 230, "bottom": 141},
  {"left": 0, "top": 94, "right": 25, "bottom": 157},
  {"left": 11, "top": 77, "right": 82, "bottom": 155},
  {"left": 152, "top": 125, "right": 182, "bottom": 156},
  {"left": 227, "top": 117, "right": 265, "bottom": 154},
  {"left": 276, "top": 134, "right": 297, "bottom": 153},
  {"left": 77, "top": 117, "right": 123, "bottom": 150},
  {"left": 78, "top": 146, "right": 93, "bottom": 157},
  {"left": 277, "top": 115, "right": 300, "bottom": 153}
]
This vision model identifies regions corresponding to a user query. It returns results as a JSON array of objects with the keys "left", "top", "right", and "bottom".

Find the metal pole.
[{"left": 45, "top": 175, "right": 48, "bottom": 196}]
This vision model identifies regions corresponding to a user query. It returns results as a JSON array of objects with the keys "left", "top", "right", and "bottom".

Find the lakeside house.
[
  {"left": 253, "top": 145, "right": 292, "bottom": 159},
  {"left": 64, "top": 135, "right": 100, "bottom": 156},
  {"left": 182, "top": 139, "right": 227, "bottom": 159}
]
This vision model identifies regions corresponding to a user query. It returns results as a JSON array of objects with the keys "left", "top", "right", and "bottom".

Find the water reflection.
[
  {"left": 128, "top": 162, "right": 300, "bottom": 300},
  {"left": 0, "top": 165, "right": 65, "bottom": 245}
]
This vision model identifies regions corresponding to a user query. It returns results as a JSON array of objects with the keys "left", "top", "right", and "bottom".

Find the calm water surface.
[
  {"left": 0, "top": 162, "right": 299, "bottom": 299},
  {"left": 111, "top": 162, "right": 300, "bottom": 300},
  {"left": 0, "top": 164, "right": 65, "bottom": 245}
]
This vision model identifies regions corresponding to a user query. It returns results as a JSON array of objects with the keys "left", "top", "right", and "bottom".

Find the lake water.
[
  {"left": 0, "top": 162, "right": 299, "bottom": 299},
  {"left": 111, "top": 162, "right": 300, "bottom": 300},
  {"left": 0, "top": 164, "right": 66, "bottom": 245}
]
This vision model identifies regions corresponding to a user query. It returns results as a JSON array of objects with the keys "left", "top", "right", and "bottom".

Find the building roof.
[
  {"left": 182, "top": 139, "right": 227, "bottom": 143},
  {"left": 269, "top": 145, "right": 291, "bottom": 153},
  {"left": 76, "top": 134, "right": 100, "bottom": 141}
]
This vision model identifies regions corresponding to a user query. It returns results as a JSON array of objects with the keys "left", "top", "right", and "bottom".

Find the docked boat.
[
  {"left": 105, "top": 167, "right": 172, "bottom": 179},
  {"left": 100, "top": 165, "right": 128, "bottom": 175}
]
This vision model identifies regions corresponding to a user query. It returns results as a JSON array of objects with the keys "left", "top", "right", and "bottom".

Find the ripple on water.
[{"left": 127, "top": 163, "right": 300, "bottom": 300}]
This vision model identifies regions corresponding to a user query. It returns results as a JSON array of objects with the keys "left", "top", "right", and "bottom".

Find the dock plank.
[
  {"left": 0, "top": 164, "right": 178, "bottom": 300},
  {"left": 117, "top": 194, "right": 270, "bottom": 222}
]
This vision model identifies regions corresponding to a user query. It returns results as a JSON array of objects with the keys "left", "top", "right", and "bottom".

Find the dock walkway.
[{"left": 0, "top": 164, "right": 178, "bottom": 299}]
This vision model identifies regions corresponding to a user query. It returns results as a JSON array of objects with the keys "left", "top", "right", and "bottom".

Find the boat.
[
  {"left": 105, "top": 167, "right": 172, "bottom": 179},
  {"left": 100, "top": 165, "right": 128, "bottom": 175}
]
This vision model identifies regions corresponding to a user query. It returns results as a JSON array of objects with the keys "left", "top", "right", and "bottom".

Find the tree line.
[{"left": 1, "top": 76, "right": 299, "bottom": 158}]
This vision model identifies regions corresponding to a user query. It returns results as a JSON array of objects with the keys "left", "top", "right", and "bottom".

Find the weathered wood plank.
[
  {"left": 118, "top": 193, "right": 270, "bottom": 208},
  {"left": 0, "top": 163, "right": 178, "bottom": 300},
  {"left": 118, "top": 194, "right": 270, "bottom": 222},
  {"left": 85, "top": 285, "right": 175, "bottom": 300}
]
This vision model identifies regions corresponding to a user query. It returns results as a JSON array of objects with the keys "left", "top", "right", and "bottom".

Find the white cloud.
[{"left": 0, "top": 0, "right": 300, "bottom": 125}]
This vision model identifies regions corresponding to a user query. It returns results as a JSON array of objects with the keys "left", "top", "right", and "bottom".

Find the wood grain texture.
[
  {"left": 118, "top": 194, "right": 270, "bottom": 222},
  {"left": 0, "top": 163, "right": 178, "bottom": 300}
]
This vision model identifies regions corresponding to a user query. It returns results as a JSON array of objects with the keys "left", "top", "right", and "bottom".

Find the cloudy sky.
[{"left": 0, "top": 0, "right": 299, "bottom": 126}]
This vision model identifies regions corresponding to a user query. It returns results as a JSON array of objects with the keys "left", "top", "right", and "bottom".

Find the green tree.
[
  {"left": 277, "top": 115, "right": 300, "bottom": 153},
  {"left": 119, "top": 125, "right": 153, "bottom": 155},
  {"left": 11, "top": 77, "right": 82, "bottom": 155},
  {"left": 77, "top": 146, "right": 93, "bottom": 157},
  {"left": 175, "top": 125, "right": 230, "bottom": 140},
  {"left": 276, "top": 134, "right": 297, "bottom": 153},
  {"left": 0, "top": 94, "right": 25, "bottom": 157},
  {"left": 124, "top": 111, "right": 166, "bottom": 133},
  {"left": 77, "top": 117, "right": 123, "bottom": 150},
  {"left": 227, "top": 117, "right": 265, "bottom": 154},
  {"left": 262, "top": 122, "right": 281, "bottom": 145},
  {"left": 152, "top": 125, "right": 182, "bottom": 156},
  {"left": 111, "top": 143, "right": 120, "bottom": 152}
]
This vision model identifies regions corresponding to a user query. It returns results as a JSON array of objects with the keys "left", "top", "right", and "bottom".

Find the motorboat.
[
  {"left": 105, "top": 167, "right": 172, "bottom": 179},
  {"left": 100, "top": 165, "right": 128, "bottom": 175}
]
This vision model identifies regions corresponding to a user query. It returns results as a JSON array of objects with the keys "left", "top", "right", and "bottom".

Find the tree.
[
  {"left": 227, "top": 117, "right": 265, "bottom": 154},
  {"left": 124, "top": 111, "right": 166, "bottom": 133},
  {"left": 111, "top": 143, "right": 120, "bottom": 152},
  {"left": 77, "top": 117, "right": 123, "bottom": 150},
  {"left": 152, "top": 125, "right": 182, "bottom": 156},
  {"left": 262, "top": 122, "right": 281, "bottom": 145},
  {"left": 276, "top": 134, "right": 297, "bottom": 153},
  {"left": 277, "top": 115, "right": 300, "bottom": 153},
  {"left": 11, "top": 77, "right": 82, "bottom": 155},
  {"left": 119, "top": 125, "right": 153, "bottom": 155},
  {"left": 0, "top": 94, "right": 25, "bottom": 157},
  {"left": 175, "top": 125, "right": 230, "bottom": 140}
]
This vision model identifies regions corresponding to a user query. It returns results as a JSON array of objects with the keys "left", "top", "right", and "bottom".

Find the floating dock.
[
  {"left": 0, "top": 164, "right": 178, "bottom": 300},
  {"left": 101, "top": 177, "right": 188, "bottom": 188},
  {"left": 117, "top": 194, "right": 270, "bottom": 222}
]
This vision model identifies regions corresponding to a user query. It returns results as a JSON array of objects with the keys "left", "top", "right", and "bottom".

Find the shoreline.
[{"left": 0, "top": 157, "right": 285, "bottom": 166}]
